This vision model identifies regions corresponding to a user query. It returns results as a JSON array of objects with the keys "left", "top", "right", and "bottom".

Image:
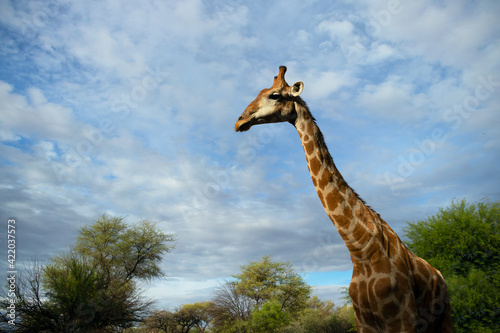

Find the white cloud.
[
  {"left": 316, "top": 19, "right": 355, "bottom": 40},
  {"left": 145, "top": 277, "right": 224, "bottom": 309},
  {"left": 0, "top": 129, "right": 20, "bottom": 141},
  {"left": 303, "top": 70, "right": 358, "bottom": 100},
  {"left": 363, "top": 0, "right": 500, "bottom": 68},
  {"left": 66, "top": 25, "right": 143, "bottom": 76},
  {"left": 356, "top": 76, "right": 427, "bottom": 121},
  {"left": 0, "top": 82, "right": 77, "bottom": 142},
  {"left": 312, "top": 285, "right": 349, "bottom": 306},
  {"left": 364, "top": 42, "right": 400, "bottom": 64},
  {"left": 295, "top": 29, "right": 310, "bottom": 44}
]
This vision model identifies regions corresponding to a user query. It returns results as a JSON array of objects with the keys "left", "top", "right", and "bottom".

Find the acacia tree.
[
  {"left": 234, "top": 255, "right": 311, "bottom": 315},
  {"left": 74, "top": 215, "right": 175, "bottom": 282},
  {"left": 142, "top": 310, "right": 178, "bottom": 332},
  {"left": 0, "top": 214, "right": 175, "bottom": 331},
  {"left": 142, "top": 303, "right": 215, "bottom": 333},
  {"left": 251, "top": 299, "right": 290, "bottom": 332},
  {"left": 211, "top": 280, "right": 254, "bottom": 332},
  {"left": 210, "top": 256, "right": 311, "bottom": 332},
  {"left": 292, "top": 296, "right": 355, "bottom": 333},
  {"left": 180, "top": 302, "right": 215, "bottom": 332},
  {"left": 403, "top": 199, "right": 500, "bottom": 333}
]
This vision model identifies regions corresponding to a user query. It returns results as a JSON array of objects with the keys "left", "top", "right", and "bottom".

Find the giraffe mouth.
[
  {"left": 235, "top": 118, "right": 255, "bottom": 132},
  {"left": 235, "top": 113, "right": 286, "bottom": 132}
]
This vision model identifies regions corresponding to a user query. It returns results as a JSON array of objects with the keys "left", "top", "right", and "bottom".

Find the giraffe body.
[{"left": 235, "top": 66, "right": 454, "bottom": 332}]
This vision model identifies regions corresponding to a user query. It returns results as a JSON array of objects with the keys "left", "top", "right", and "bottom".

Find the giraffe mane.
[{"left": 297, "top": 99, "right": 376, "bottom": 214}]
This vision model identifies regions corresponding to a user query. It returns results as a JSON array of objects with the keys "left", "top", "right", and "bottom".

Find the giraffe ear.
[{"left": 291, "top": 81, "right": 303, "bottom": 97}]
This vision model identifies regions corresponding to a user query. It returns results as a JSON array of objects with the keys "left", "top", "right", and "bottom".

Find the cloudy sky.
[{"left": 1, "top": 0, "right": 499, "bottom": 309}]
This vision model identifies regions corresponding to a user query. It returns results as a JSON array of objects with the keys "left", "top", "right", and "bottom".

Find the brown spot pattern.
[
  {"left": 309, "top": 156, "right": 321, "bottom": 175},
  {"left": 304, "top": 140, "right": 315, "bottom": 155},
  {"left": 318, "top": 169, "right": 332, "bottom": 190},
  {"left": 289, "top": 103, "right": 454, "bottom": 332},
  {"left": 324, "top": 191, "right": 341, "bottom": 212},
  {"left": 374, "top": 277, "right": 392, "bottom": 298}
]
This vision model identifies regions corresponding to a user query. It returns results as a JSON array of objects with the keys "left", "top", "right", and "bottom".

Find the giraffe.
[{"left": 234, "top": 66, "right": 454, "bottom": 333}]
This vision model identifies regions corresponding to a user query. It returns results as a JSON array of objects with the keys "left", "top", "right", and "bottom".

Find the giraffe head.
[{"left": 235, "top": 66, "right": 304, "bottom": 132}]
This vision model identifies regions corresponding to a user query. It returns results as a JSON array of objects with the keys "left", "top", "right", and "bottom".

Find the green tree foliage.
[
  {"left": 183, "top": 302, "right": 215, "bottom": 332},
  {"left": 233, "top": 255, "right": 311, "bottom": 315},
  {"left": 142, "top": 310, "right": 178, "bottom": 333},
  {"left": 141, "top": 302, "right": 215, "bottom": 333},
  {"left": 0, "top": 214, "right": 175, "bottom": 332},
  {"left": 251, "top": 299, "right": 290, "bottom": 332},
  {"left": 75, "top": 215, "right": 175, "bottom": 282},
  {"left": 174, "top": 302, "right": 215, "bottom": 333},
  {"left": 206, "top": 256, "right": 355, "bottom": 333},
  {"left": 403, "top": 199, "right": 500, "bottom": 332},
  {"left": 306, "top": 296, "right": 335, "bottom": 314},
  {"left": 282, "top": 296, "right": 356, "bottom": 333},
  {"left": 209, "top": 256, "right": 310, "bottom": 332},
  {"left": 40, "top": 252, "right": 151, "bottom": 331},
  {"left": 211, "top": 280, "right": 253, "bottom": 332}
]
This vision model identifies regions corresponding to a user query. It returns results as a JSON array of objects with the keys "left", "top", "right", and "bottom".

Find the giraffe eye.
[{"left": 269, "top": 92, "right": 281, "bottom": 100}]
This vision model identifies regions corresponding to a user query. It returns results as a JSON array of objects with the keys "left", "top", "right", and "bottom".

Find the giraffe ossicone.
[{"left": 235, "top": 66, "right": 454, "bottom": 333}]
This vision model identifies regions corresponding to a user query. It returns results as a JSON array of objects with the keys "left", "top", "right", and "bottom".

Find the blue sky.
[{"left": 1, "top": 0, "right": 499, "bottom": 309}]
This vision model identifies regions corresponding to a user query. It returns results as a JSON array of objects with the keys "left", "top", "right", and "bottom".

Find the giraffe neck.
[{"left": 292, "top": 101, "right": 382, "bottom": 261}]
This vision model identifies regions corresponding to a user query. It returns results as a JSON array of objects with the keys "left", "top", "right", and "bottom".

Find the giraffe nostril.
[{"left": 238, "top": 116, "right": 244, "bottom": 121}]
